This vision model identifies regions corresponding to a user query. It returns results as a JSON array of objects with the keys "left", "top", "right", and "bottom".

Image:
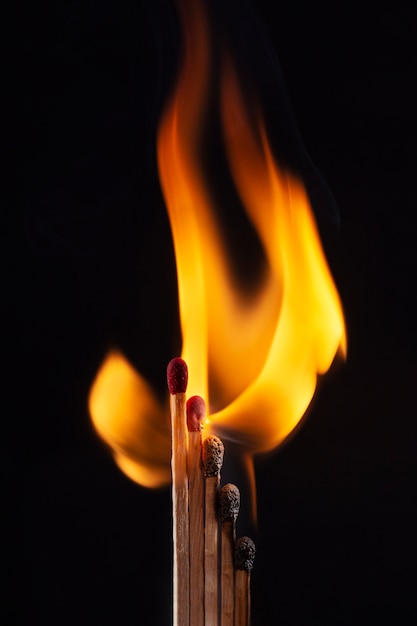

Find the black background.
[{"left": 3, "top": 0, "right": 417, "bottom": 624}]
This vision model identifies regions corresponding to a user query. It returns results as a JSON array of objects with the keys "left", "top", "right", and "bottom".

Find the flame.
[
  {"left": 89, "top": 0, "right": 346, "bottom": 487},
  {"left": 89, "top": 351, "right": 171, "bottom": 488}
]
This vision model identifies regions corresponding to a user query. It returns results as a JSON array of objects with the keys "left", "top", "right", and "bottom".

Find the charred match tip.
[
  {"left": 186, "top": 395, "right": 205, "bottom": 432},
  {"left": 167, "top": 357, "right": 188, "bottom": 394},
  {"left": 234, "top": 536, "right": 256, "bottom": 571},
  {"left": 202, "top": 435, "right": 224, "bottom": 477},
  {"left": 219, "top": 483, "right": 240, "bottom": 522}
]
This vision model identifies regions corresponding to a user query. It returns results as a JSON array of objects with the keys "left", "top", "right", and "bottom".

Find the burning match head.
[
  {"left": 202, "top": 435, "right": 224, "bottom": 477},
  {"left": 234, "top": 536, "right": 256, "bottom": 571},
  {"left": 167, "top": 357, "right": 188, "bottom": 394},
  {"left": 219, "top": 483, "right": 240, "bottom": 523},
  {"left": 186, "top": 395, "right": 205, "bottom": 432}
]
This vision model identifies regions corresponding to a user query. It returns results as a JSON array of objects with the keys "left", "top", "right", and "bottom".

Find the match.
[
  {"left": 220, "top": 483, "right": 240, "bottom": 626},
  {"left": 234, "top": 536, "right": 256, "bottom": 626},
  {"left": 167, "top": 357, "right": 255, "bottom": 626},
  {"left": 167, "top": 357, "right": 189, "bottom": 626},
  {"left": 187, "top": 395, "right": 205, "bottom": 626},
  {"left": 203, "top": 435, "right": 225, "bottom": 626}
]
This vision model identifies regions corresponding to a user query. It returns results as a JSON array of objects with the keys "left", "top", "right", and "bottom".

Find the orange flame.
[{"left": 89, "top": 0, "right": 346, "bottom": 488}]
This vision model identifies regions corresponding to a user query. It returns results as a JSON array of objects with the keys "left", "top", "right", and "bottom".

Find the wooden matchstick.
[
  {"left": 167, "top": 357, "right": 189, "bottom": 626},
  {"left": 186, "top": 396, "right": 205, "bottom": 626},
  {"left": 234, "top": 536, "right": 256, "bottom": 626},
  {"left": 220, "top": 484, "right": 240, "bottom": 626},
  {"left": 203, "top": 435, "right": 224, "bottom": 626}
]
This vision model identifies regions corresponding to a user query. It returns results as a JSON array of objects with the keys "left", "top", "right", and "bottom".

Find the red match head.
[
  {"left": 167, "top": 357, "right": 188, "bottom": 394},
  {"left": 186, "top": 396, "right": 206, "bottom": 432}
]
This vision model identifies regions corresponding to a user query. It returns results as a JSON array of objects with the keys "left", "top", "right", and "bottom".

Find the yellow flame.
[
  {"left": 89, "top": 0, "right": 346, "bottom": 487},
  {"left": 89, "top": 351, "right": 171, "bottom": 487}
]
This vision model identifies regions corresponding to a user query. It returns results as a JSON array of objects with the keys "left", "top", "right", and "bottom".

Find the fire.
[
  {"left": 89, "top": 351, "right": 171, "bottom": 487},
  {"left": 89, "top": 0, "right": 346, "bottom": 488}
]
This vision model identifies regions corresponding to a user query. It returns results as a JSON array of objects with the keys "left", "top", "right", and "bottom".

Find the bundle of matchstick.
[{"left": 167, "top": 357, "right": 256, "bottom": 626}]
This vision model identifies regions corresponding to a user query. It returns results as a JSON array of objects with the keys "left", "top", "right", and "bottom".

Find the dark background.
[{"left": 3, "top": 0, "right": 417, "bottom": 624}]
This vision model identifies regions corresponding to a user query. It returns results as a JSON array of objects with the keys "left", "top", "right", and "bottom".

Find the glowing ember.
[{"left": 89, "top": 0, "right": 346, "bottom": 489}]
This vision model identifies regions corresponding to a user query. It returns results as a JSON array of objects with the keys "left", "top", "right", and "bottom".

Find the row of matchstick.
[{"left": 167, "top": 358, "right": 255, "bottom": 626}]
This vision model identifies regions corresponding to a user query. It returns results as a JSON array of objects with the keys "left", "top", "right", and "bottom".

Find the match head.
[
  {"left": 186, "top": 395, "right": 205, "bottom": 432},
  {"left": 234, "top": 536, "right": 256, "bottom": 571},
  {"left": 219, "top": 483, "right": 240, "bottom": 523},
  {"left": 167, "top": 357, "right": 188, "bottom": 394},
  {"left": 202, "top": 435, "right": 224, "bottom": 477}
]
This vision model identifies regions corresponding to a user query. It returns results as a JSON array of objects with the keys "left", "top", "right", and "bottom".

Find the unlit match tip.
[
  {"left": 219, "top": 483, "right": 240, "bottom": 522},
  {"left": 167, "top": 357, "right": 188, "bottom": 394},
  {"left": 186, "top": 395, "right": 205, "bottom": 432},
  {"left": 202, "top": 435, "right": 224, "bottom": 477},
  {"left": 234, "top": 536, "right": 256, "bottom": 571}
]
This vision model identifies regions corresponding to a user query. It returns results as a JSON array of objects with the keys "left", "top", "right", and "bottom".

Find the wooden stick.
[
  {"left": 186, "top": 396, "right": 206, "bottom": 626},
  {"left": 220, "top": 484, "right": 240, "bottom": 626},
  {"left": 167, "top": 357, "right": 189, "bottom": 626},
  {"left": 203, "top": 435, "right": 224, "bottom": 626},
  {"left": 234, "top": 536, "right": 256, "bottom": 626}
]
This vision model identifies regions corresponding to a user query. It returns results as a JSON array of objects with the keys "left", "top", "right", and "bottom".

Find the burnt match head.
[
  {"left": 220, "top": 483, "right": 240, "bottom": 523},
  {"left": 234, "top": 536, "right": 256, "bottom": 571},
  {"left": 167, "top": 357, "right": 188, "bottom": 394},
  {"left": 186, "top": 395, "right": 205, "bottom": 432},
  {"left": 202, "top": 436, "right": 224, "bottom": 477}
]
